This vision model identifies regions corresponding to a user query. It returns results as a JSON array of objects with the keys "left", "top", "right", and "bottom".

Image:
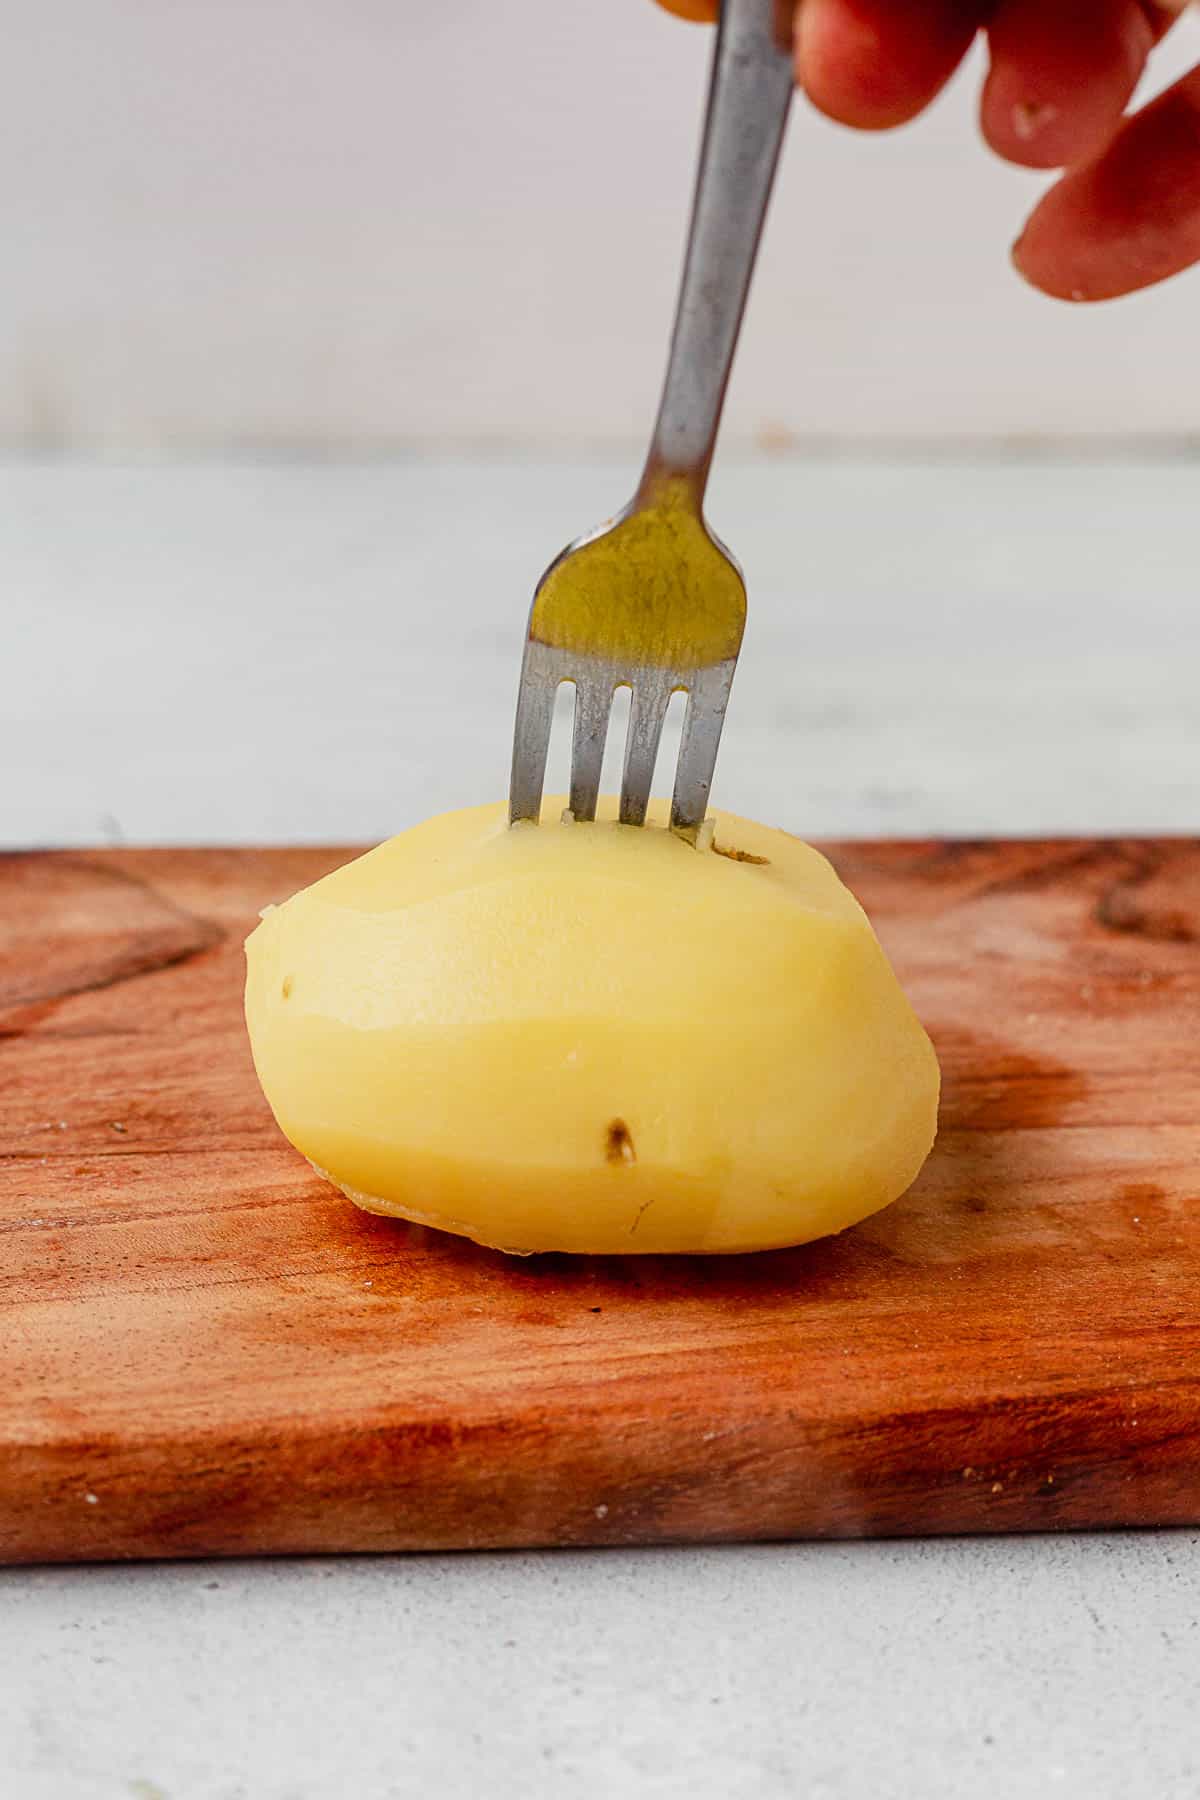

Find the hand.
[{"left": 656, "top": 0, "right": 1200, "bottom": 301}]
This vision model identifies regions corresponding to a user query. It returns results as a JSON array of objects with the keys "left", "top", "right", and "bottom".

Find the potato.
[{"left": 244, "top": 800, "right": 938, "bottom": 1255}]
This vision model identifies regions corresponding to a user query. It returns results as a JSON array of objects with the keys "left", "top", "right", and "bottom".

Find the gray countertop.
[{"left": 3, "top": 453, "right": 1197, "bottom": 1800}]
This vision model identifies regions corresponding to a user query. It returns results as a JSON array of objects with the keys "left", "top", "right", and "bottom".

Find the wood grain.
[{"left": 1, "top": 839, "right": 1198, "bottom": 1563}]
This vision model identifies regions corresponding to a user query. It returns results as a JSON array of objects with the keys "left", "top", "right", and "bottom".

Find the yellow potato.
[{"left": 244, "top": 800, "right": 938, "bottom": 1255}]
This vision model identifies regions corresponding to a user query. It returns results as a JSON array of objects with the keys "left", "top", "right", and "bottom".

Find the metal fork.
[{"left": 508, "top": 0, "right": 794, "bottom": 836}]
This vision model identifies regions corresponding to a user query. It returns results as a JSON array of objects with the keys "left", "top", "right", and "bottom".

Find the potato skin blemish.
[
  {"left": 713, "top": 842, "right": 769, "bottom": 865},
  {"left": 606, "top": 1119, "right": 636, "bottom": 1166}
]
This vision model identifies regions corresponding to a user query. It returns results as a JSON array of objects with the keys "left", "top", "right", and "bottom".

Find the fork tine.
[
  {"left": 508, "top": 645, "right": 558, "bottom": 824},
  {"left": 569, "top": 678, "right": 614, "bottom": 822},
  {"left": 670, "top": 660, "right": 736, "bottom": 835},
  {"left": 619, "top": 678, "right": 672, "bottom": 827}
]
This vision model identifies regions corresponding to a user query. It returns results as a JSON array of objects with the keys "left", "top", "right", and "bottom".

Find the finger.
[
  {"left": 796, "top": 0, "right": 984, "bottom": 131},
  {"left": 1012, "top": 65, "right": 1200, "bottom": 299},
  {"left": 1141, "top": 0, "right": 1192, "bottom": 39},
  {"left": 982, "top": 0, "right": 1154, "bottom": 170}
]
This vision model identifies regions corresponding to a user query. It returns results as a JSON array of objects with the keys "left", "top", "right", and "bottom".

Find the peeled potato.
[{"left": 244, "top": 800, "right": 938, "bottom": 1255}]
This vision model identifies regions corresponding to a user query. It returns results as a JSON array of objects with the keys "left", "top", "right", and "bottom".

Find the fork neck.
[{"left": 634, "top": 0, "right": 793, "bottom": 518}]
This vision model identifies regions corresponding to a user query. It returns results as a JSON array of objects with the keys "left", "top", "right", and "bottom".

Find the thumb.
[{"left": 653, "top": 1, "right": 718, "bottom": 19}]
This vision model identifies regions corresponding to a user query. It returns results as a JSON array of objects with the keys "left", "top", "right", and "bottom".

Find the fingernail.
[
  {"left": 1010, "top": 237, "right": 1092, "bottom": 304},
  {"left": 1012, "top": 100, "right": 1059, "bottom": 144}
]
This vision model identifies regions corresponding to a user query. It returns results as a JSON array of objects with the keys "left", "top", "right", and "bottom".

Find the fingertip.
[
  {"left": 653, "top": 0, "right": 717, "bottom": 21},
  {"left": 983, "top": 80, "right": 1073, "bottom": 172},
  {"left": 1010, "top": 69, "right": 1200, "bottom": 302},
  {"left": 1010, "top": 224, "right": 1090, "bottom": 302},
  {"left": 797, "top": 0, "right": 982, "bottom": 133},
  {"left": 982, "top": 0, "right": 1152, "bottom": 171},
  {"left": 1011, "top": 176, "right": 1110, "bottom": 302}
]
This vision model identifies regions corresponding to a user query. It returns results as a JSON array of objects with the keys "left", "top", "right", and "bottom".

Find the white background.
[
  {"left": 2, "top": 0, "right": 1200, "bottom": 451},
  {"left": 6, "top": 1537, "right": 1200, "bottom": 1800},
  {"left": 4, "top": 454, "right": 1199, "bottom": 849}
]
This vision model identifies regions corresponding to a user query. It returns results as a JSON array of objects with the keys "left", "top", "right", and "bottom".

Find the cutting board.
[{"left": 2, "top": 838, "right": 1197, "bottom": 1563}]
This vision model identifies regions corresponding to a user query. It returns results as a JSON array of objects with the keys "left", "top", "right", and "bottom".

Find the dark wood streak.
[
  {"left": 0, "top": 838, "right": 1198, "bottom": 1563},
  {"left": 0, "top": 853, "right": 224, "bottom": 1024},
  {"left": 975, "top": 840, "right": 1119, "bottom": 902},
  {"left": 0, "top": 1025, "right": 143, "bottom": 1042},
  {"left": 1093, "top": 841, "right": 1200, "bottom": 945}
]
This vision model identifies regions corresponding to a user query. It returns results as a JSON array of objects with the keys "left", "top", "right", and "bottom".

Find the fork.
[{"left": 508, "top": 0, "right": 794, "bottom": 837}]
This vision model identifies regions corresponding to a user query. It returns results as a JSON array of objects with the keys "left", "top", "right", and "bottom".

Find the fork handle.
[{"left": 638, "top": 0, "right": 794, "bottom": 508}]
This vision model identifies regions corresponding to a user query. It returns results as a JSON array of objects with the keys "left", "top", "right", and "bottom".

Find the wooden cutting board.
[{"left": 2, "top": 838, "right": 1197, "bottom": 1562}]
